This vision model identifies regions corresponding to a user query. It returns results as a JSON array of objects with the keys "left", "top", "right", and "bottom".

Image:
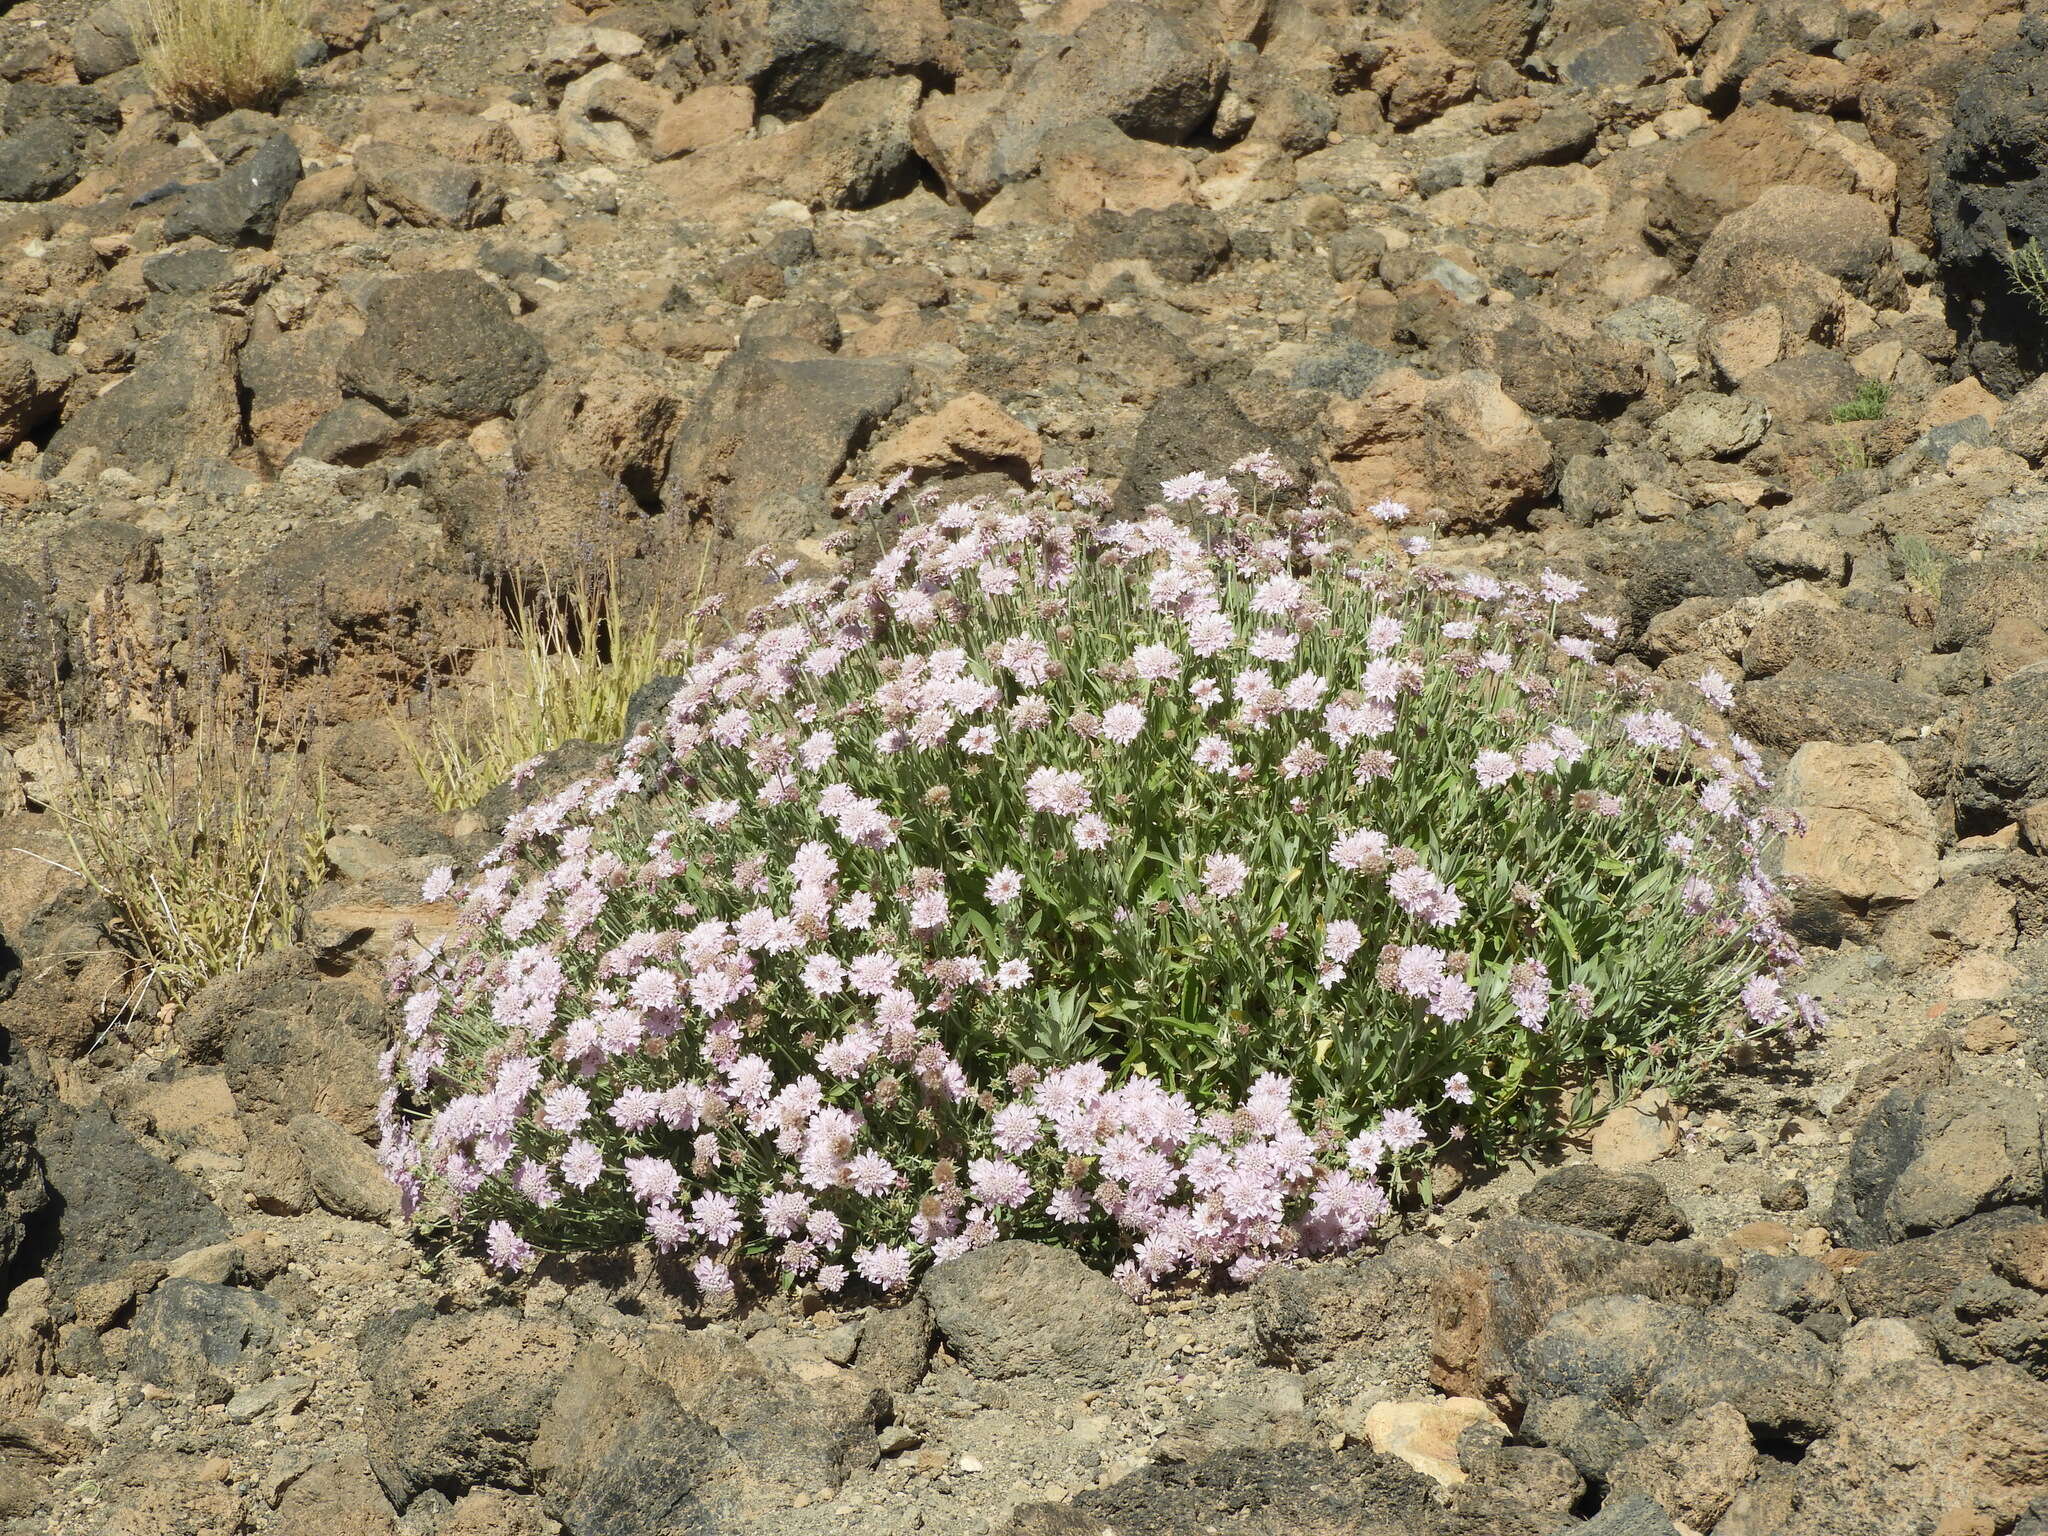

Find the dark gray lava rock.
[
  {"left": 1826, "top": 1079, "right": 2046, "bottom": 1249},
  {"left": 164, "top": 133, "right": 303, "bottom": 247},
  {"left": 337, "top": 271, "right": 546, "bottom": 439},
  {"left": 129, "top": 1279, "right": 286, "bottom": 1399},
  {"left": 1518, "top": 1166, "right": 1692, "bottom": 1244}
]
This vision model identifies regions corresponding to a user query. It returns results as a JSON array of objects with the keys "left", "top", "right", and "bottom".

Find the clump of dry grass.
[
  {"left": 35, "top": 564, "right": 329, "bottom": 1016},
  {"left": 395, "top": 539, "right": 712, "bottom": 814},
  {"left": 138, "top": 0, "right": 307, "bottom": 120}
]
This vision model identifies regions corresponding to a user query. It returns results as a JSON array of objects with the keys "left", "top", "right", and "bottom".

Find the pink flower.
[
  {"left": 485, "top": 1221, "right": 536, "bottom": 1273},
  {"left": 1330, "top": 828, "right": 1389, "bottom": 872},
  {"left": 1388, "top": 866, "right": 1463, "bottom": 928},
  {"left": 1073, "top": 814, "right": 1111, "bottom": 851},
  {"left": 625, "top": 1156, "right": 681, "bottom": 1207},
  {"left": 994, "top": 958, "right": 1032, "bottom": 990},
  {"left": 1323, "top": 920, "right": 1364, "bottom": 966},
  {"left": 847, "top": 1151, "right": 900, "bottom": 1197},
  {"left": 1131, "top": 643, "right": 1182, "bottom": 681},
  {"left": 1201, "top": 853, "right": 1250, "bottom": 900},
  {"left": 1250, "top": 628, "right": 1298, "bottom": 662},
  {"left": 969, "top": 1157, "right": 1033, "bottom": 1208},
  {"left": 1193, "top": 735, "right": 1235, "bottom": 773},
  {"left": 1443, "top": 1073, "right": 1474, "bottom": 1105},
  {"left": 992, "top": 1104, "right": 1041, "bottom": 1155},
  {"left": 854, "top": 1244, "right": 915, "bottom": 1291},
  {"left": 1100, "top": 702, "right": 1146, "bottom": 745},
  {"left": 692, "top": 1192, "right": 743, "bottom": 1245},
  {"left": 1474, "top": 751, "right": 1517, "bottom": 790},
  {"left": 539, "top": 1083, "right": 590, "bottom": 1134},
  {"left": 802, "top": 955, "right": 847, "bottom": 996},
  {"left": 1367, "top": 497, "right": 1410, "bottom": 524},
  {"left": 1696, "top": 669, "right": 1736, "bottom": 711},
  {"left": 1378, "top": 1107, "right": 1426, "bottom": 1151},
  {"left": 559, "top": 1140, "right": 603, "bottom": 1190},
  {"left": 1024, "top": 767, "right": 1090, "bottom": 817},
  {"left": 987, "top": 868, "right": 1024, "bottom": 905}
]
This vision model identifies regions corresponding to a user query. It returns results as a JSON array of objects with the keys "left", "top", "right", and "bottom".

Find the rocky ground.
[{"left": 2, "top": 0, "right": 2048, "bottom": 1530}]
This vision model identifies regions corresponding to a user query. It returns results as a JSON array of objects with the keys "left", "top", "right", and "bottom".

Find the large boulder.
[
  {"left": 174, "top": 947, "right": 388, "bottom": 1134},
  {"left": 43, "top": 316, "right": 247, "bottom": 481},
  {"left": 1516, "top": 1167, "right": 1691, "bottom": 1245},
  {"left": 1648, "top": 106, "right": 1896, "bottom": 267},
  {"left": 1325, "top": 368, "right": 1554, "bottom": 532},
  {"left": 660, "top": 343, "right": 910, "bottom": 544},
  {"left": 0, "top": 116, "right": 83, "bottom": 203},
  {"left": 129, "top": 1279, "right": 286, "bottom": 1398},
  {"left": 336, "top": 272, "right": 547, "bottom": 445},
  {"left": 1682, "top": 185, "right": 1904, "bottom": 320},
  {"left": 1519, "top": 1296, "right": 1837, "bottom": 1444},
  {"left": 1782, "top": 1360, "right": 2048, "bottom": 1532},
  {"left": 0, "top": 1072, "right": 48, "bottom": 1281},
  {"left": 29, "top": 1102, "right": 230, "bottom": 1293},
  {"left": 0, "top": 340, "right": 73, "bottom": 458},
  {"left": 163, "top": 132, "right": 303, "bottom": 247},
  {"left": 1961, "top": 664, "right": 2048, "bottom": 819},
  {"left": 1931, "top": 17, "right": 2048, "bottom": 396},
  {"left": 651, "top": 75, "right": 922, "bottom": 213},
  {"left": 360, "top": 1306, "right": 580, "bottom": 1503},
  {"left": 1826, "top": 1079, "right": 2046, "bottom": 1249},
  {"left": 1776, "top": 742, "right": 1941, "bottom": 905},
  {"left": 921, "top": 1241, "right": 1143, "bottom": 1387},
  {"left": 1256, "top": 1221, "right": 1729, "bottom": 1410},
  {"left": 1419, "top": 0, "right": 1548, "bottom": 65},
  {"left": 354, "top": 141, "right": 503, "bottom": 229},
  {"left": 1111, "top": 382, "right": 1331, "bottom": 520},
  {"left": 949, "top": 1, "right": 1224, "bottom": 201},
  {"left": 683, "top": 0, "right": 957, "bottom": 119}
]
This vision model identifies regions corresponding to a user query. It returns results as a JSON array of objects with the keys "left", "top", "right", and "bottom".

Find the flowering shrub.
[{"left": 380, "top": 463, "right": 1820, "bottom": 1300}]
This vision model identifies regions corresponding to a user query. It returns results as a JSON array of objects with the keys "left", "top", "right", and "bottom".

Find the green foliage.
[
  {"left": 386, "top": 473, "right": 1817, "bottom": 1292},
  {"left": 2007, "top": 238, "right": 2048, "bottom": 321},
  {"left": 1829, "top": 380, "right": 1891, "bottom": 423},
  {"left": 1894, "top": 535, "right": 1950, "bottom": 600}
]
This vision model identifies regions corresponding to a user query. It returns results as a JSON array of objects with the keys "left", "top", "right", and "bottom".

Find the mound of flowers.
[{"left": 379, "top": 462, "right": 1820, "bottom": 1300}]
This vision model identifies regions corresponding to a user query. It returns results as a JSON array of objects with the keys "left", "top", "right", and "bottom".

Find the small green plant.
[
  {"left": 396, "top": 554, "right": 705, "bottom": 814},
  {"left": 138, "top": 0, "right": 306, "bottom": 120},
  {"left": 1895, "top": 535, "right": 1949, "bottom": 600},
  {"left": 1828, "top": 436, "right": 1873, "bottom": 475},
  {"left": 1829, "top": 380, "right": 1891, "bottom": 424},
  {"left": 2008, "top": 237, "right": 2048, "bottom": 320}
]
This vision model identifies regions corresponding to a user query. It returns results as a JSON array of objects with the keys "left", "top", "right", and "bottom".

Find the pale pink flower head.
[
  {"left": 1696, "top": 669, "right": 1736, "bottom": 712},
  {"left": 1201, "top": 852, "right": 1250, "bottom": 900},
  {"left": 1024, "top": 767, "right": 1090, "bottom": 817},
  {"left": 987, "top": 867, "right": 1024, "bottom": 905},
  {"left": 1101, "top": 702, "right": 1146, "bottom": 746}
]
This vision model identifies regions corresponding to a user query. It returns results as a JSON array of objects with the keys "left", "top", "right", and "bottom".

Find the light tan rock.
[
  {"left": 1780, "top": 742, "right": 1940, "bottom": 903},
  {"left": 651, "top": 84, "right": 754, "bottom": 160},
  {"left": 1921, "top": 376, "right": 2003, "bottom": 432},
  {"left": 1362, "top": 1397, "right": 1503, "bottom": 1485},
  {"left": 1591, "top": 1087, "right": 1682, "bottom": 1169},
  {"left": 871, "top": 392, "right": 1042, "bottom": 477},
  {"left": 1704, "top": 306, "right": 1783, "bottom": 386},
  {"left": 1327, "top": 367, "right": 1553, "bottom": 530},
  {"left": 1039, "top": 117, "right": 1200, "bottom": 217},
  {"left": 1610, "top": 1402, "right": 1758, "bottom": 1531}
]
